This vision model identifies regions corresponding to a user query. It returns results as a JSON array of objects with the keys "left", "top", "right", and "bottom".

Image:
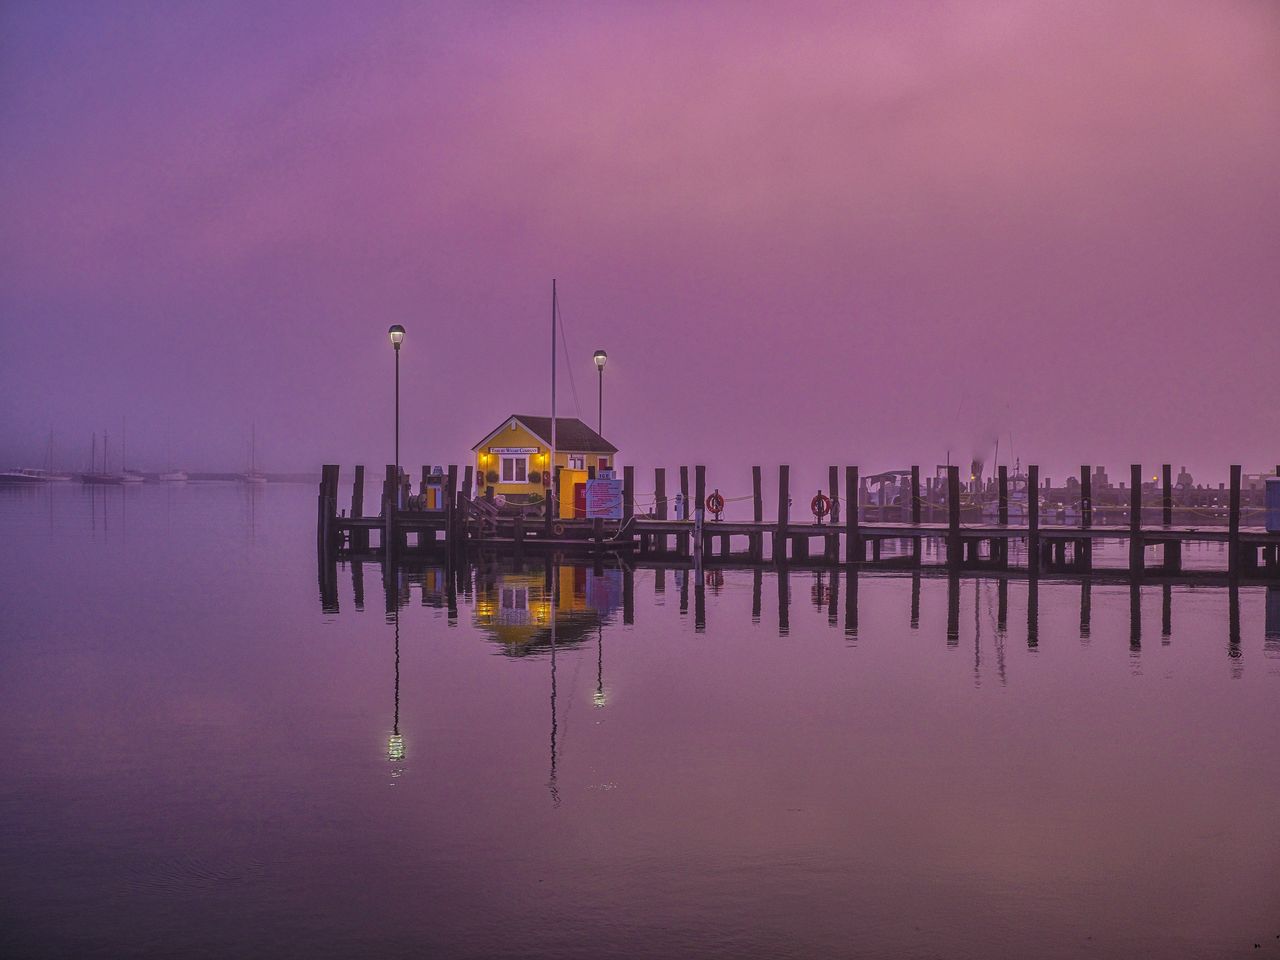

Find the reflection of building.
[
  {"left": 473, "top": 561, "right": 621, "bottom": 655},
  {"left": 471, "top": 415, "right": 617, "bottom": 519}
]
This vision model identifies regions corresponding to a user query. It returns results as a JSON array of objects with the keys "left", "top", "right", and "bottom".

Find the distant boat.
[
  {"left": 241, "top": 424, "right": 268, "bottom": 484},
  {"left": 81, "top": 432, "right": 126, "bottom": 485},
  {"left": 0, "top": 469, "right": 47, "bottom": 485},
  {"left": 23, "top": 431, "right": 74, "bottom": 480},
  {"left": 120, "top": 420, "right": 145, "bottom": 482},
  {"left": 159, "top": 470, "right": 189, "bottom": 483}
]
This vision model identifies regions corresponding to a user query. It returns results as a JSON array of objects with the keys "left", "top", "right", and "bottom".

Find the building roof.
[{"left": 472, "top": 415, "right": 618, "bottom": 454}]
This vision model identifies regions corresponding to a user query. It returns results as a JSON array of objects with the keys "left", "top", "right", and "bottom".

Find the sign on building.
[{"left": 586, "top": 478, "right": 624, "bottom": 519}]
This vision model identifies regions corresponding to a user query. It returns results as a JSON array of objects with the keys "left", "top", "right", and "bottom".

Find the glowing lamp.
[
  {"left": 593, "top": 349, "right": 607, "bottom": 370},
  {"left": 388, "top": 324, "right": 406, "bottom": 350}
]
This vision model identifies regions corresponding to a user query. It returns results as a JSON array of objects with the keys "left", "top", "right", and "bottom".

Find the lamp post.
[
  {"left": 592, "top": 349, "right": 607, "bottom": 436},
  {"left": 389, "top": 325, "right": 405, "bottom": 507}
]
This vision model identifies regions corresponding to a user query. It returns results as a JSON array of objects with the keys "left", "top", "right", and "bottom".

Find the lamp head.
[
  {"left": 388, "top": 324, "right": 406, "bottom": 350},
  {"left": 593, "top": 349, "right": 607, "bottom": 370}
]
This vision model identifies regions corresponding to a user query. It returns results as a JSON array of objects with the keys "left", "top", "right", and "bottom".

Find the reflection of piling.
[
  {"left": 946, "top": 573, "right": 960, "bottom": 645},
  {"left": 1265, "top": 587, "right": 1280, "bottom": 651}
]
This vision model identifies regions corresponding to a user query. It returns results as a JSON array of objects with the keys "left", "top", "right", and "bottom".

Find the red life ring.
[
  {"left": 706, "top": 491, "right": 725, "bottom": 514},
  {"left": 811, "top": 492, "right": 832, "bottom": 519}
]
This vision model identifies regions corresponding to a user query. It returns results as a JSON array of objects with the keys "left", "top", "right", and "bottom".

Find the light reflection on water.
[{"left": 1, "top": 483, "right": 1279, "bottom": 960}]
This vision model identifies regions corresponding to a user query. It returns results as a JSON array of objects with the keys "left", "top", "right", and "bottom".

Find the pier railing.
[{"left": 317, "top": 462, "right": 1280, "bottom": 582}]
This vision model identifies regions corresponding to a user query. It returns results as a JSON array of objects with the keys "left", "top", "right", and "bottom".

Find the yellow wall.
[{"left": 474, "top": 419, "right": 614, "bottom": 509}]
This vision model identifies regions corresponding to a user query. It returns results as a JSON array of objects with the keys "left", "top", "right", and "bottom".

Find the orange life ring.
[
  {"left": 811, "top": 492, "right": 832, "bottom": 519},
  {"left": 706, "top": 491, "right": 725, "bottom": 514}
]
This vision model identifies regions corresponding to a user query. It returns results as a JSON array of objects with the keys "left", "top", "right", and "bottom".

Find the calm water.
[{"left": 2, "top": 483, "right": 1279, "bottom": 959}]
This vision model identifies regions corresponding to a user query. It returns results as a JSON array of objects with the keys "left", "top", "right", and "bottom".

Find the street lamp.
[
  {"left": 389, "top": 325, "right": 405, "bottom": 507},
  {"left": 592, "top": 349, "right": 607, "bottom": 435}
]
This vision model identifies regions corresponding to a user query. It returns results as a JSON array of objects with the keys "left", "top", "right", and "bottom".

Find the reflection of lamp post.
[
  {"left": 387, "top": 608, "right": 405, "bottom": 765},
  {"left": 388, "top": 325, "right": 405, "bottom": 507},
  {"left": 594, "top": 621, "right": 606, "bottom": 707},
  {"left": 592, "top": 350, "right": 607, "bottom": 436}
]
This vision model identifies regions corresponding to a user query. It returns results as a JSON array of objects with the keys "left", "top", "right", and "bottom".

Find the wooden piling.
[
  {"left": 351, "top": 465, "right": 364, "bottom": 519},
  {"left": 752, "top": 465, "right": 764, "bottom": 559},
  {"left": 1027, "top": 464, "right": 1040, "bottom": 576},
  {"left": 775, "top": 465, "right": 790, "bottom": 564},
  {"left": 845, "top": 466, "right": 861, "bottom": 563},
  {"left": 911, "top": 465, "right": 921, "bottom": 525},
  {"left": 1229, "top": 464, "right": 1241, "bottom": 578},
  {"left": 910, "top": 464, "right": 922, "bottom": 566},
  {"left": 318, "top": 464, "right": 339, "bottom": 555},
  {"left": 1162, "top": 464, "right": 1172, "bottom": 526},
  {"left": 947, "top": 465, "right": 961, "bottom": 567},
  {"left": 445, "top": 465, "right": 458, "bottom": 545},
  {"left": 384, "top": 464, "right": 399, "bottom": 558},
  {"left": 623, "top": 465, "right": 635, "bottom": 524},
  {"left": 1130, "top": 464, "right": 1143, "bottom": 575},
  {"left": 694, "top": 465, "right": 707, "bottom": 556},
  {"left": 655, "top": 468, "right": 668, "bottom": 518},
  {"left": 679, "top": 466, "right": 691, "bottom": 555},
  {"left": 829, "top": 465, "right": 840, "bottom": 524},
  {"left": 998, "top": 465, "right": 1009, "bottom": 526}
]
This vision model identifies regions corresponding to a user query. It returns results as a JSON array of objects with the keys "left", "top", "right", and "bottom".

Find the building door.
[{"left": 574, "top": 482, "right": 587, "bottom": 519}]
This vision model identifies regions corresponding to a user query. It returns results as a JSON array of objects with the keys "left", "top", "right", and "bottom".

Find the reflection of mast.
[
  {"left": 387, "top": 608, "right": 405, "bottom": 768},
  {"left": 594, "top": 621, "right": 606, "bottom": 707},
  {"left": 548, "top": 560, "right": 560, "bottom": 807}
]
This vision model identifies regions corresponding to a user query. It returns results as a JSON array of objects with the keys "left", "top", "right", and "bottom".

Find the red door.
[{"left": 574, "top": 483, "right": 587, "bottom": 519}]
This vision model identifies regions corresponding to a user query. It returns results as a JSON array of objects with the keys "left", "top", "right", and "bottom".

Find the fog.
[{"left": 2, "top": 0, "right": 1277, "bottom": 483}]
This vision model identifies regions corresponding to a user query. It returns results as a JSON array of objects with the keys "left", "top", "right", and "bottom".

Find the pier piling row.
[{"left": 317, "top": 462, "right": 1280, "bottom": 581}]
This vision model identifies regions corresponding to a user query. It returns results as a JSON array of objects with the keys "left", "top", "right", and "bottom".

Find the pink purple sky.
[{"left": 1, "top": 0, "right": 1277, "bottom": 480}]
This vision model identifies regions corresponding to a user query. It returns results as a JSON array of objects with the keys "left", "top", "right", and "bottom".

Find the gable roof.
[{"left": 472, "top": 415, "right": 618, "bottom": 454}]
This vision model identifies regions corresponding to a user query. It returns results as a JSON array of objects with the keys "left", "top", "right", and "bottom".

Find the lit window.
[
  {"left": 501, "top": 457, "right": 528, "bottom": 482},
  {"left": 568, "top": 455, "right": 585, "bottom": 470}
]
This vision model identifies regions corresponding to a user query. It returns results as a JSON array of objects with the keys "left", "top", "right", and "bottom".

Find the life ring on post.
[
  {"left": 552, "top": 521, "right": 565, "bottom": 537},
  {"left": 811, "top": 492, "right": 832, "bottom": 521},
  {"left": 706, "top": 491, "right": 725, "bottom": 519}
]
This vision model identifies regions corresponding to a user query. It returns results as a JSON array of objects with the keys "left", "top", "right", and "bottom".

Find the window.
[
  {"left": 501, "top": 457, "right": 527, "bottom": 482},
  {"left": 598, "top": 457, "right": 610, "bottom": 471},
  {"left": 568, "top": 455, "right": 585, "bottom": 470}
]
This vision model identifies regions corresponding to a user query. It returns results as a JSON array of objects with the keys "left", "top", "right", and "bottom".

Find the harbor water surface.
[{"left": 2, "top": 483, "right": 1279, "bottom": 959}]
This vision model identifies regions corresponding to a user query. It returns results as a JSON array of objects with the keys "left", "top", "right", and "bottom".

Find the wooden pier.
[{"left": 317, "top": 461, "right": 1280, "bottom": 582}]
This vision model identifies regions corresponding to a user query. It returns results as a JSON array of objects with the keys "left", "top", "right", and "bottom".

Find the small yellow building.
[{"left": 472, "top": 415, "right": 618, "bottom": 519}]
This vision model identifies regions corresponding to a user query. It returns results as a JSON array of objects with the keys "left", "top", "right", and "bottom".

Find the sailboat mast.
[
  {"left": 550, "top": 279, "right": 557, "bottom": 517},
  {"left": 91, "top": 433, "right": 97, "bottom": 474}
]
